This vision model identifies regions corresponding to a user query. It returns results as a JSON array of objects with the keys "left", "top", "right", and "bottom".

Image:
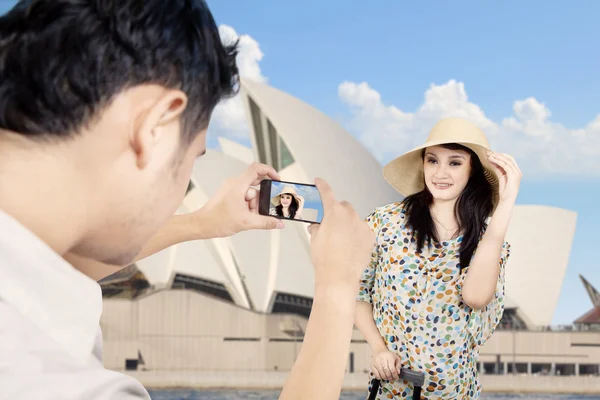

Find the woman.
[
  {"left": 270, "top": 185, "right": 305, "bottom": 220},
  {"left": 356, "top": 117, "right": 522, "bottom": 399}
]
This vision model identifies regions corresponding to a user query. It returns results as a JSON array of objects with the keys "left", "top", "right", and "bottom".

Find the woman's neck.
[
  {"left": 430, "top": 200, "right": 459, "bottom": 238},
  {"left": 430, "top": 200, "right": 455, "bottom": 218}
]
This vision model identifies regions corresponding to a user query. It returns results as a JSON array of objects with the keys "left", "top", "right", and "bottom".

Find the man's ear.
[{"left": 130, "top": 90, "right": 188, "bottom": 169}]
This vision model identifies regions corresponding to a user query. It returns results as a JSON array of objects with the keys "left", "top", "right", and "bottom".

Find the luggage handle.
[
  {"left": 368, "top": 367, "right": 425, "bottom": 400},
  {"left": 399, "top": 367, "right": 425, "bottom": 386}
]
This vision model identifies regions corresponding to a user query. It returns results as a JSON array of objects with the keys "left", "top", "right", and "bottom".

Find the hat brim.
[
  {"left": 382, "top": 140, "right": 500, "bottom": 210},
  {"left": 271, "top": 192, "right": 301, "bottom": 206}
]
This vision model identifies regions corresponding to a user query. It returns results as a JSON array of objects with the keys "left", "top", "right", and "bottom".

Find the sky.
[{"left": 0, "top": 1, "right": 597, "bottom": 325}]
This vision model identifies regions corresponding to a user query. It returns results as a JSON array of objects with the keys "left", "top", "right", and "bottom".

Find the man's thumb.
[{"left": 250, "top": 214, "right": 285, "bottom": 230}]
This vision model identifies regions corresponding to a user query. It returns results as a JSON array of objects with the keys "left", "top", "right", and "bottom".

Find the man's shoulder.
[
  {"left": 0, "top": 367, "right": 151, "bottom": 400},
  {"left": 0, "top": 300, "right": 89, "bottom": 371},
  {"left": 0, "top": 300, "right": 150, "bottom": 399}
]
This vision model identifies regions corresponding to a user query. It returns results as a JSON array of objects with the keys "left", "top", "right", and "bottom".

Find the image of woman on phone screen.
[
  {"left": 355, "top": 117, "right": 522, "bottom": 399},
  {"left": 270, "top": 185, "right": 305, "bottom": 220}
]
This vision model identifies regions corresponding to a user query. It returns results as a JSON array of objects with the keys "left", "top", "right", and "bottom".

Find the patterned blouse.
[{"left": 357, "top": 202, "right": 510, "bottom": 399}]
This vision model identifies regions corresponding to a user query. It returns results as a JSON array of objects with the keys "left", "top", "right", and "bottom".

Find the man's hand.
[
  {"left": 280, "top": 178, "right": 375, "bottom": 400},
  {"left": 194, "top": 162, "right": 285, "bottom": 238},
  {"left": 67, "top": 163, "right": 285, "bottom": 281},
  {"left": 307, "top": 178, "right": 375, "bottom": 290}
]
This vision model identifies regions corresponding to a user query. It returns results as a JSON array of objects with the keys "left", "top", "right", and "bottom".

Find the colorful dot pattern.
[{"left": 358, "top": 202, "right": 510, "bottom": 399}]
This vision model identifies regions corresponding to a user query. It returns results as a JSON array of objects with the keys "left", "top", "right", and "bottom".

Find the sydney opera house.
[{"left": 99, "top": 79, "right": 600, "bottom": 383}]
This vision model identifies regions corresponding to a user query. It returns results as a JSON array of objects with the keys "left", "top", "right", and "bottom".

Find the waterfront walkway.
[{"left": 125, "top": 371, "right": 600, "bottom": 395}]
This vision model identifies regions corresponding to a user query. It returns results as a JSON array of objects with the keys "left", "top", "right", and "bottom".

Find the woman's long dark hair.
[
  {"left": 402, "top": 143, "right": 493, "bottom": 270},
  {"left": 276, "top": 195, "right": 299, "bottom": 219}
]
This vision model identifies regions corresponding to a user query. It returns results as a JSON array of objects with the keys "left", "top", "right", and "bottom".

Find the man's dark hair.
[{"left": 0, "top": 0, "right": 239, "bottom": 143}]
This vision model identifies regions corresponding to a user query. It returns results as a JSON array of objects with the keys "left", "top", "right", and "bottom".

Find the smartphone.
[{"left": 259, "top": 179, "right": 323, "bottom": 224}]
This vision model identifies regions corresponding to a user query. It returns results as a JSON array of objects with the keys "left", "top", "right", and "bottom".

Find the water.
[{"left": 148, "top": 390, "right": 600, "bottom": 400}]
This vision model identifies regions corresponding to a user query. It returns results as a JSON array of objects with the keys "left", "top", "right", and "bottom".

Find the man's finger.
[
  {"left": 245, "top": 188, "right": 259, "bottom": 202},
  {"left": 247, "top": 214, "right": 285, "bottom": 230},
  {"left": 307, "top": 223, "right": 318, "bottom": 236},
  {"left": 245, "top": 188, "right": 260, "bottom": 213},
  {"left": 248, "top": 195, "right": 259, "bottom": 214},
  {"left": 314, "top": 178, "right": 336, "bottom": 209},
  {"left": 243, "top": 163, "right": 280, "bottom": 186},
  {"left": 340, "top": 200, "right": 356, "bottom": 213},
  {"left": 249, "top": 176, "right": 274, "bottom": 187}
]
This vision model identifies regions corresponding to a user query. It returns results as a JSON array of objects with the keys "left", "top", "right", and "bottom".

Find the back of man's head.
[
  {"left": 0, "top": 0, "right": 239, "bottom": 267},
  {"left": 0, "top": 0, "right": 238, "bottom": 142}
]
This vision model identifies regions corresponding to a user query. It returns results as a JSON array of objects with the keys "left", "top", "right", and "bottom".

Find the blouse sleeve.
[
  {"left": 466, "top": 241, "right": 511, "bottom": 346},
  {"left": 356, "top": 208, "right": 381, "bottom": 304}
]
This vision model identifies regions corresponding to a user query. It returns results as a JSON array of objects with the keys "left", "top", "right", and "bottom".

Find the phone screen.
[{"left": 259, "top": 179, "right": 323, "bottom": 224}]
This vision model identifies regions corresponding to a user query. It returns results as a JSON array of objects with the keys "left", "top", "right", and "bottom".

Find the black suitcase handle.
[{"left": 368, "top": 367, "right": 425, "bottom": 400}]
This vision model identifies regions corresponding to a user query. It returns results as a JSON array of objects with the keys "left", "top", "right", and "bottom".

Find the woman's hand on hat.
[
  {"left": 193, "top": 162, "right": 285, "bottom": 238},
  {"left": 487, "top": 151, "right": 522, "bottom": 204}
]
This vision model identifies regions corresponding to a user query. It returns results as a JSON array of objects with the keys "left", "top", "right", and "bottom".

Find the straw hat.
[
  {"left": 382, "top": 117, "right": 500, "bottom": 209},
  {"left": 271, "top": 185, "right": 301, "bottom": 206}
]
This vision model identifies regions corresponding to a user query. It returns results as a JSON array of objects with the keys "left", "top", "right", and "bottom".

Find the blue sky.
[
  {"left": 207, "top": 0, "right": 600, "bottom": 127},
  {"left": 0, "top": 1, "right": 597, "bottom": 325}
]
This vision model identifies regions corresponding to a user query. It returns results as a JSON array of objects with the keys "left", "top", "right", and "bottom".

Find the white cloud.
[
  {"left": 339, "top": 80, "right": 600, "bottom": 177},
  {"left": 206, "top": 26, "right": 598, "bottom": 177},
  {"left": 208, "top": 25, "right": 267, "bottom": 139}
]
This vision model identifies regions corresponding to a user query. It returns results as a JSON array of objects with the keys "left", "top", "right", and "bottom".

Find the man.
[{"left": 0, "top": 1, "right": 374, "bottom": 399}]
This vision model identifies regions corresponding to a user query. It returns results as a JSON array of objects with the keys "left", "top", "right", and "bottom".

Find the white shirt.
[{"left": 0, "top": 210, "right": 150, "bottom": 400}]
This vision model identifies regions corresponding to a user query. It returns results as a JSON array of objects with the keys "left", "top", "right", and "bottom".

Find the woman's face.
[
  {"left": 423, "top": 145, "right": 472, "bottom": 203},
  {"left": 280, "top": 194, "right": 293, "bottom": 207}
]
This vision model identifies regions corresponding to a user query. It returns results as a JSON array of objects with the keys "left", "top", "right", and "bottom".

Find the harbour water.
[{"left": 148, "top": 390, "right": 600, "bottom": 400}]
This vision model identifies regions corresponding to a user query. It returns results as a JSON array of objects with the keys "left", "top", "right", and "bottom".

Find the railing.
[{"left": 497, "top": 323, "right": 600, "bottom": 332}]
